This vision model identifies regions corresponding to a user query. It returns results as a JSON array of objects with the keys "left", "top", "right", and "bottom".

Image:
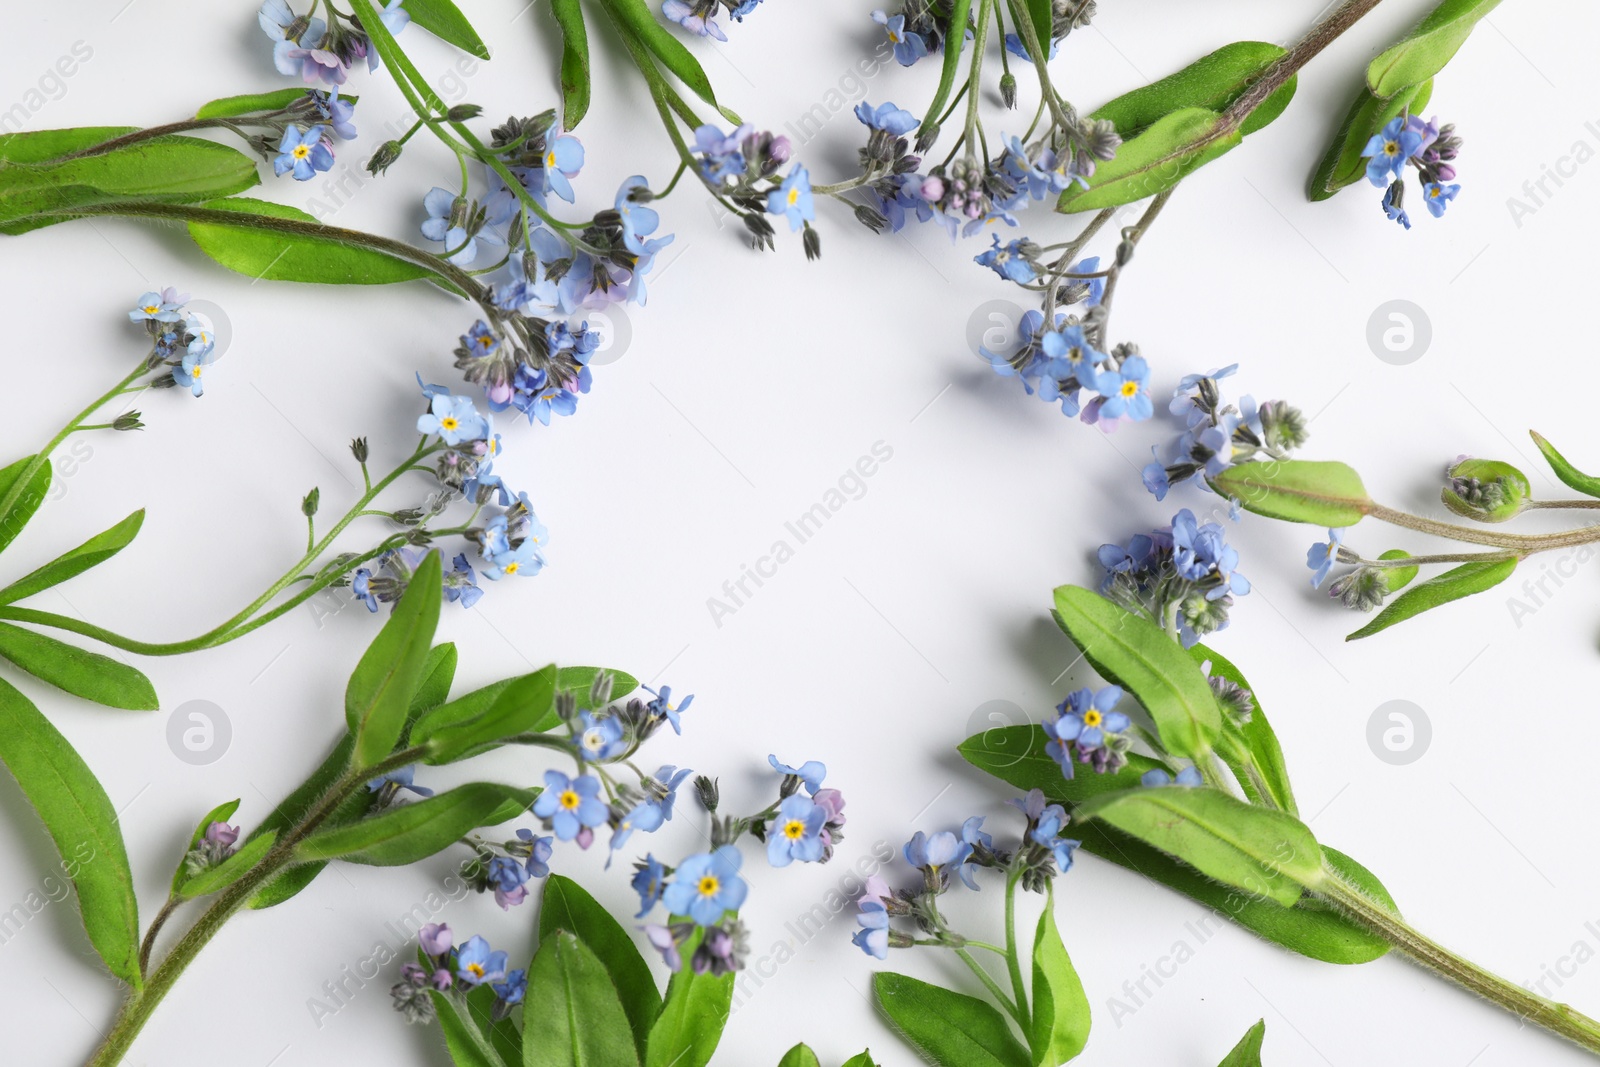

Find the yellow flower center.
[
  {"left": 783, "top": 819, "right": 807, "bottom": 840},
  {"left": 1083, "top": 709, "right": 1102, "bottom": 727},
  {"left": 466, "top": 963, "right": 485, "bottom": 978},
  {"left": 505, "top": 562, "right": 520, "bottom": 575},
  {"left": 142, "top": 305, "right": 159, "bottom": 314},
  {"left": 787, "top": 187, "right": 800, "bottom": 207},
  {"left": 697, "top": 874, "right": 720, "bottom": 897},
  {"left": 1428, "top": 186, "right": 1442, "bottom": 198},
  {"left": 440, "top": 416, "right": 459, "bottom": 431},
  {"left": 1383, "top": 140, "right": 1399, "bottom": 157},
  {"left": 1065, "top": 346, "right": 1083, "bottom": 363},
  {"left": 476, "top": 335, "right": 494, "bottom": 349},
  {"left": 559, "top": 789, "right": 580, "bottom": 810},
  {"left": 1119, "top": 380, "right": 1139, "bottom": 398},
  {"left": 293, "top": 144, "right": 311, "bottom": 159},
  {"left": 888, "top": 29, "right": 901, "bottom": 42},
  {"left": 191, "top": 366, "right": 203, "bottom": 377},
  {"left": 546, "top": 150, "right": 557, "bottom": 168}
]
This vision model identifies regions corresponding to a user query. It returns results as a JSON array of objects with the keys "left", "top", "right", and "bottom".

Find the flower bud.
[
  {"left": 693, "top": 774, "right": 720, "bottom": 812},
  {"left": 446, "top": 104, "right": 483, "bottom": 121},
  {"left": 1000, "top": 73, "right": 1018, "bottom": 110},
  {"left": 302, "top": 487, "right": 320, "bottom": 517},
  {"left": 113, "top": 411, "right": 144, "bottom": 432},
  {"left": 350, "top": 436, "right": 370, "bottom": 464},
  {"left": 1441, "top": 458, "right": 1529, "bottom": 522},
  {"left": 367, "top": 140, "right": 404, "bottom": 175},
  {"left": 802, "top": 225, "right": 821, "bottom": 261}
]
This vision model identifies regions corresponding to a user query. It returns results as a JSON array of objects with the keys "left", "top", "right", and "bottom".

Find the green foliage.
[
  {"left": 0, "top": 455, "right": 53, "bottom": 557},
  {"left": 550, "top": 0, "right": 592, "bottom": 128},
  {"left": 540, "top": 875, "right": 661, "bottom": 1058},
  {"left": 346, "top": 551, "right": 442, "bottom": 767},
  {"left": 646, "top": 927, "right": 734, "bottom": 1067},
  {"left": 0, "top": 622, "right": 158, "bottom": 710},
  {"left": 873, "top": 971, "right": 1031, "bottom": 1067},
  {"left": 522, "top": 930, "right": 642, "bottom": 1066},
  {"left": 1191, "top": 643, "right": 1296, "bottom": 816},
  {"left": 597, "top": 0, "right": 740, "bottom": 124},
  {"left": 1441, "top": 458, "right": 1529, "bottom": 522},
  {"left": 1347, "top": 557, "right": 1518, "bottom": 640},
  {"left": 1377, "top": 549, "right": 1420, "bottom": 593},
  {"left": 193, "top": 88, "right": 313, "bottom": 119},
  {"left": 1307, "top": 79, "right": 1431, "bottom": 200},
  {"left": 1090, "top": 42, "right": 1296, "bottom": 138},
  {"left": 0, "top": 509, "right": 144, "bottom": 607},
  {"left": 1366, "top": 0, "right": 1503, "bottom": 97},
  {"left": 920, "top": 0, "right": 975, "bottom": 131},
  {"left": 187, "top": 198, "right": 439, "bottom": 285},
  {"left": 176, "top": 831, "right": 277, "bottom": 899},
  {"left": 415, "top": 665, "right": 558, "bottom": 764},
  {"left": 1216, "top": 1020, "right": 1267, "bottom": 1066},
  {"left": 1209, "top": 460, "right": 1371, "bottom": 526},
  {"left": 405, "top": 0, "right": 491, "bottom": 59},
  {"left": 1029, "top": 890, "right": 1090, "bottom": 1064},
  {"left": 170, "top": 799, "right": 241, "bottom": 895},
  {"left": 1059, "top": 107, "right": 1240, "bottom": 212},
  {"left": 293, "top": 783, "right": 538, "bottom": 865},
  {"left": 1531, "top": 431, "right": 1600, "bottom": 499}
]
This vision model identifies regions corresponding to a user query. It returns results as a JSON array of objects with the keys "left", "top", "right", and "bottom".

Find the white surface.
[{"left": 2, "top": 1, "right": 1598, "bottom": 1065}]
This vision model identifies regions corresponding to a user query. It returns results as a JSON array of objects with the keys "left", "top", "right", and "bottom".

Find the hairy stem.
[{"left": 1367, "top": 503, "right": 1600, "bottom": 554}]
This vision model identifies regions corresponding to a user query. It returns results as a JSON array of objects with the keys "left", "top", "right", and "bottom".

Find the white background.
[{"left": 2, "top": 1, "right": 1598, "bottom": 1064}]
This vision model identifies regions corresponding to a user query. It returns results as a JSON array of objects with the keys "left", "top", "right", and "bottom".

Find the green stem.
[
  {"left": 1367, "top": 503, "right": 1600, "bottom": 554},
  {"left": 56, "top": 115, "right": 283, "bottom": 161},
  {"left": 1003, "top": 871, "right": 1030, "bottom": 1022},
  {"left": 1525, "top": 499, "right": 1600, "bottom": 511},
  {"left": 961, "top": 0, "right": 997, "bottom": 152},
  {"left": 955, "top": 947, "right": 1026, "bottom": 1026},
  {"left": 1314, "top": 861, "right": 1600, "bottom": 1055}
]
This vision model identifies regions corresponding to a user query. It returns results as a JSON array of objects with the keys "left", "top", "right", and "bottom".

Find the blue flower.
[
  {"left": 486, "top": 856, "right": 530, "bottom": 910},
  {"left": 1361, "top": 117, "right": 1423, "bottom": 187},
  {"left": 129, "top": 287, "right": 186, "bottom": 323},
  {"left": 351, "top": 568, "right": 378, "bottom": 612},
  {"left": 633, "top": 855, "right": 667, "bottom": 916},
  {"left": 575, "top": 712, "right": 626, "bottom": 762},
  {"left": 528, "top": 127, "right": 585, "bottom": 204},
  {"left": 366, "top": 765, "right": 434, "bottom": 798},
  {"left": 1003, "top": 31, "right": 1058, "bottom": 62},
  {"left": 902, "top": 830, "right": 971, "bottom": 873},
  {"left": 272, "top": 125, "right": 334, "bottom": 181},
  {"left": 766, "top": 794, "right": 826, "bottom": 868},
  {"left": 1170, "top": 509, "right": 1249, "bottom": 598},
  {"left": 853, "top": 901, "right": 890, "bottom": 958},
  {"left": 443, "top": 553, "right": 483, "bottom": 608},
  {"left": 515, "top": 829, "right": 553, "bottom": 877},
  {"left": 1029, "top": 807, "right": 1081, "bottom": 872},
  {"left": 663, "top": 846, "right": 748, "bottom": 926},
  {"left": 975, "top": 234, "right": 1037, "bottom": 283},
  {"left": 956, "top": 817, "right": 990, "bottom": 890},
  {"left": 766, "top": 164, "right": 814, "bottom": 232},
  {"left": 1069, "top": 256, "right": 1104, "bottom": 304},
  {"left": 461, "top": 320, "right": 500, "bottom": 359},
  {"left": 1039, "top": 324, "right": 1102, "bottom": 386},
  {"left": 417, "top": 392, "right": 489, "bottom": 445},
  {"left": 308, "top": 88, "right": 357, "bottom": 140},
  {"left": 693, "top": 124, "right": 749, "bottom": 185},
  {"left": 532, "top": 770, "right": 608, "bottom": 841},
  {"left": 481, "top": 529, "right": 546, "bottom": 581},
  {"left": 854, "top": 101, "right": 919, "bottom": 137},
  {"left": 1049, "top": 686, "right": 1130, "bottom": 753},
  {"left": 1306, "top": 528, "right": 1345, "bottom": 588},
  {"left": 1382, "top": 183, "right": 1411, "bottom": 229},
  {"left": 1092, "top": 355, "right": 1153, "bottom": 421},
  {"left": 455, "top": 936, "right": 509, "bottom": 986},
  {"left": 644, "top": 685, "right": 693, "bottom": 734},
  {"left": 491, "top": 968, "right": 527, "bottom": 1006},
  {"left": 662, "top": 0, "right": 727, "bottom": 41},
  {"left": 768, "top": 754, "right": 826, "bottom": 794},
  {"left": 871, "top": 10, "right": 930, "bottom": 66},
  {"left": 377, "top": 0, "right": 411, "bottom": 35},
  {"left": 1142, "top": 766, "right": 1204, "bottom": 788},
  {"left": 171, "top": 338, "right": 220, "bottom": 397},
  {"left": 420, "top": 187, "right": 500, "bottom": 266},
  {"left": 1422, "top": 181, "right": 1460, "bottom": 217}
]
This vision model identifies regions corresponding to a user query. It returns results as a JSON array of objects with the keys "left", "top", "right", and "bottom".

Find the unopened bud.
[
  {"left": 446, "top": 104, "right": 483, "bottom": 122},
  {"left": 113, "top": 411, "right": 144, "bottom": 432},
  {"left": 302, "top": 487, "right": 320, "bottom": 517},
  {"left": 367, "top": 140, "right": 404, "bottom": 175},
  {"left": 1000, "top": 73, "right": 1018, "bottom": 110},
  {"left": 693, "top": 775, "right": 720, "bottom": 812},
  {"left": 350, "top": 437, "right": 369, "bottom": 463},
  {"left": 802, "top": 225, "right": 821, "bottom": 261}
]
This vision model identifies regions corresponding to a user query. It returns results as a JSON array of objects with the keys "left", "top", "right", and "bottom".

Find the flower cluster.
[
  {"left": 258, "top": 0, "right": 408, "bottom": 87},
  {"left": 1362, "top": 113, "right": 1463, "bottom": 229},
  {"left": 131, "top": 288, "right": 218, "bottom": 399},
  {"left": 182, "top": 820, "right": 240, "bottom": 877},
  {"left": 851, "top": 788, "right": 1080, "bottom": 959},
  {"left": 1098, "top": 509, "right": 1252, "bottom": 646},
  {"left": 979, "top": 308, "right": 1153, "bottom": 429},
  {"left": 1141, "top": 365, "right": 1309, "bottom": 501},
  {"left": 661, "top": 0, "right": 764, "bottom": 41},
  {"left": 1042, "top": 684, "right": 1132, "bottom": 777},
  {"left": 391, "top": 924, "right": 526, "bottom": 1025},
  {"left": 873, "top": 0, "right": 1097, "bottom": 67}
]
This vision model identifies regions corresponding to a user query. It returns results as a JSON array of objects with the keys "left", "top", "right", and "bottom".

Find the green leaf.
[
  {"left": 840, "top": 1055, "right": 881, "bottom": 1067},
  {"left": 431, "top": 988, "right": 508, "bottom": 1067},
  {"left": 1029, "top": 889, "right": 1090, "bottom": 1065},
  {"left": 1307, "top": 79, "right": 1432, "bottom": 200},
  {"left": 247, "top": 733, "right": 364, "bottom": 909},
  {"left": 186, "top": 197, "right": 438, "bottom": 285},
  {"left": 1531, "top": 431, "right": 1600, "bottom": 499},
  {"left": 1058, "top": 107, "right": 1240, "bottom": 213},
  {"left": 778, "top": 1046, "right": 822, "bottom": 1067},
  {"left": 645, "top": 927, "right": 734, "bottom": 1067},
  {"left": 1091, "top": 42, "right": 1296, "bottom": 139},
  {"left": 1377, "top": 549, "right": 1420, "bottom": 593},
  {"left": 404, "top": 0, "right": 491, "bottom": 59},
  {"left": 1367, "top": 0, "right": 1502, "bottom": 97},
  {"left": 0, "top": 509, "right": 144, "bottom": 607},
  {"left": 416, "top": 665, "right": 558, "bottom": 765},
  {"left": 550, "top": 0, "right": 592, "bottom": 129},
  {"left": 1073, "top": 786, "right": 1322, "bottom": 907},
  {"left": 294, "top": 782, "right": 537, "bottom": 865},
  {"left": 177, "top": 830, "right": 277, "bottom": 899},
  {"left": 1209, "top": 460, "right": 1371, "bottom": 526},
  {"left": 1190, "top": 643, "right": 1296, "bottom": 817},
  {"left": 0, "top": 677, "right": 140, "bottom": 986},
  {"left": 597, "top": 0, "right": 740, "bottom": 124},
  {"left": 1346, "top": 557, "right": 1517, "bottom": 641},
  {"left": 959, "top": 725, "right": 1159, "bottom": 803},
  {"left": 1051, "top": 586, "right": 1221, "bottom": 760},
  {"left": 463, "top": 981, "right": 524, "bottom": 1065},
  {"left": 918, "top": 0, "right": 974, "bottom": 134},
  {"left": 170, "top": 798, "right": 241, "bottom": 895},
  {"left": 194, "top": 88, "right": 316, "bottom": 119},
  {"left": 0, "top": 455, "right": 52, "bottom": 556},
  {"left": 0, "top": 623, "right": 158, "bottom": 710},
  {"left": 0, "top": 134, "right": 261, "bottom": 235},
  {"left": 523, "top": 930, "right": 642, "bottom": 1067},
  {"left": 410, "top": 666, "right": 637, "bottom": 746},
  {"left": 411, "top": 642, "right": 460, "bottom": 721},
  {"left": 347, "top": 551, "right": 441, "bottom": 767},
  {"left": 1217, "top": 1019, "right": 1266, "bottom": 1066},
  {"left": 540, "top": 875, "right": 660, "bottom": 1059},
  {"left": 0, "top": 127, "right": 136, "bottom": 164},
  {"left": 1024, "top": 0, "right": 1051, "bottom": 61},
  {"left": 873, "top": 971, "right": 1031, "bottom": 1067}
]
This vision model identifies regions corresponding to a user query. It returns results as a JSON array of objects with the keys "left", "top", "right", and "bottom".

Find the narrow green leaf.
[
  {"left": 463, "top": 981, "right": 524, "bottom": 1065},
  {"left": 170, "top": 798, "right": 241, "bottom": 895},
  {"left": 0, "top": 135, "right": 261, "bottom": 235},
  {"left": 0, "top": 677, "right": 140, "bottom": 986},
  {"left": 645, "top": 927, "right": 734, "bottom": 1067},
  {"left": 1377, "top": 549, "right": 1420, "bottom": 593},
  {"left": 194, "top": 88, "right": 315, "bottom": 119},
  {"left": 431, "top": 987, "right": 508, "bottom": 1067},
  {"left": 417, "top": 665, "right": 558, "bottom": 765},
  {"left": 549, "top": 0, "right": 592, "bottom": 129},
  {"left": 0, "top": 455, "right": 52, "bottom": 556},
  {"left": 524, "top": 930, "right": 642, "bottom": 1067},
  {"left": 294, "top": 783, "right": 537, "bottom": 865},
  {"left": 1346, "top": 557, "right": 1517, "bottom": 641},
  {"left": 0, "top": 623, "right": 158, "bottom": 710},
  {"left": 1531, "top": 431, "right": 1600, "bottom": 499},
  {"left": 247, "top": 733, "right": 363, "bottom": 909},
  {"left": 1307, "top": 79, "right": 1432, "bottom": 200},
  {"left": 1209, "top": 460, "right": 1371, "bottom": 526},
  {"left": 1367, "top": 0, "right": 1502, "bottom": 97},
  {"left": 1073, "top": 787, "right": 1322, "bottom": 907},
  {"left": 187, "top": 197, "right": 438, "bottom": 285},
  {"left": 411, "top": 642, "right": 460, "bottom": 722},
  {"left": 959, "top": 725, "right": 1159, "bottom": 802},
  {"left": 177, "top": 830, "right": 277, "bottom": 899},
  {"left": 1051, "top": 586, "right": 1221, "bottom": 760},
  {"left": 540, "top": 875, "right": 660, "bottom": 1059},
  {"left": 0, "top": 509, "right": 144, "bottom": 607},
  {"left": 1058, "top": 107, "right": 1241, "bottom": 213},
  {"left": 598, "top": 0, "right": 740, "bottom": 124},
  {"left": 1217, "top": 1019, "right": 1266, "bottom": 1066},
  {"left": 0, "top": 127, "right": 136, "bottom": 164},
  {"left": 873, "top": 971, "right": 1031, "bottom": 1067},
  {"left": 404, "top": 0, "right": 492, "bottom": 59},
  {"left": 410, "top": 666, "right": 637, "bottom": 745},
  {"left": 918, "top": 0, "right": 974, "bottom": 133},
  {"left": 347, "top": 551, "right": 441, "bottom": 767},
  {"left": 1029, "top": 889, "right": 1090, "bottom": 1065},
  {"left": 1024, "top": 0, "right": 1051, "bottom": 63},
  {"left": 1091, "top": 42, "right": 1296, "bottom": 138},
  {"left": 1190, "top": 643, "right": 1296, "bottom": 817},
  {"left": 777, "top": 1045, "right": 822, "bottom": 1067}
]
